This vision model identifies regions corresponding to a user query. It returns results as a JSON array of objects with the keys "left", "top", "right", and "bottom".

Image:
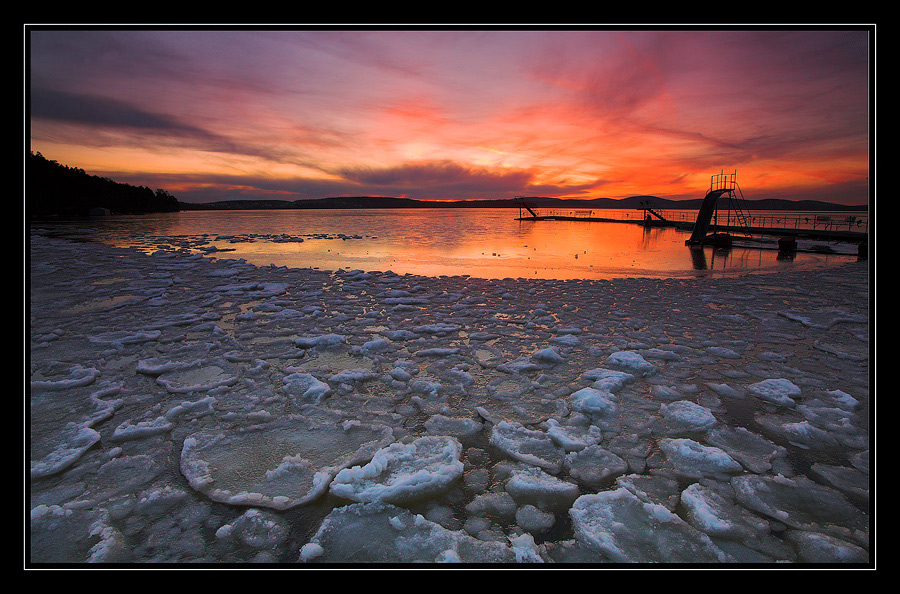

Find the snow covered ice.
[{"left": 28, "top": 234, "right": 871, "bottom": 564}]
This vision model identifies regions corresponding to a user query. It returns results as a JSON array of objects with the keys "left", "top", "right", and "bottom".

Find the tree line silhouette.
[{"left": 27, "top": 152, "right": 180, "bottom": 218}]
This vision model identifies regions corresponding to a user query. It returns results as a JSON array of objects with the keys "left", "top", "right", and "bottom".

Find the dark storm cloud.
[{"left": 30, "top": 87, "right": 201, "bottom": 132}]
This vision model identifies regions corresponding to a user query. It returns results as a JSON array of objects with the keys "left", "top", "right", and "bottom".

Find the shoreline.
[{"left": 28, "top": 234, "right": 871, "bottom": 564}]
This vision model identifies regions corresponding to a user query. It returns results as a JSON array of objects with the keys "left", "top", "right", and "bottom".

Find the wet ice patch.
[
  {"left": 156, "top": 364, "right": 238, "bottom": 394},
  {"left": 30, "top": 505, "right": 127, "bottom": 563},
  {"left": 88, "top": 329, "right": 161, "bottom": 346},
  {"left": 31, "top": 362, "right": 101, "bottom": 392},
  {"left": 30, "top": 423, "right": 101, "bottom": 479},
  {"left": 779, "top": 309, "right": 867, "bottom": 329}
]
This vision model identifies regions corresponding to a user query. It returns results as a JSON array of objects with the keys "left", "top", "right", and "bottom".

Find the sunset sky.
[{"left": 27, "top": 28, "right": 872, "bottom": 206}]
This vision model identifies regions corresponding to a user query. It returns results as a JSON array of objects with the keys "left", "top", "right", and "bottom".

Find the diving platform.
[{"left": 514, "top": 173, "right": 867, "bottom": 245}]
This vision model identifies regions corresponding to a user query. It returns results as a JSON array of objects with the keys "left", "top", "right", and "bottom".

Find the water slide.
[{"left": 686, "top": 188, "right": 730, "bottom": 245}]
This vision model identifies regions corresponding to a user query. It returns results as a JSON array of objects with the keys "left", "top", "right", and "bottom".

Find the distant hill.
[
  {"left": 26, "top": 152, "right": 865, "bottom": 216},
  {"left": 27, "top": 152, "right": 180, "bottom": 218},
  {"left": 178, "top": 194, "right": 866, "bottom": 212}
]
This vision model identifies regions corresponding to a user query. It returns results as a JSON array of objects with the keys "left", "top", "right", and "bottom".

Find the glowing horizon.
[{"left": 28, "top": 28, "right": 872, "bottom": 206}]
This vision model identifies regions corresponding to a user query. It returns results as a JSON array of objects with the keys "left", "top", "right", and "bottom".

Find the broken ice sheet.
[{"left": 180, "top": 416, "right": 393, "bottom": 510}]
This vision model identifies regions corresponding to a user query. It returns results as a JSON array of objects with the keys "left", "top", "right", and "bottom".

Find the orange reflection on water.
[{"left": 85, "top": 209, "right": 857, "bottom": 281}]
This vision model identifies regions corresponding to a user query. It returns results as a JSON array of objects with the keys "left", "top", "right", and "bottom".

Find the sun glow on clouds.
[{"left": 28, "top": 28, "right": 871, "bottom": 205}]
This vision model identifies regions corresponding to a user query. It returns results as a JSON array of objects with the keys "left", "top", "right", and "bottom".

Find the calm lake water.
[{"left": 30, "top": 208, "right": 867, "bottom": 281}]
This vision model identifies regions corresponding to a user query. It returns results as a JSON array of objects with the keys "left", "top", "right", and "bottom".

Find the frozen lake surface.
[{"left": 28, "top": 224, "right": 871, "bottom": 565}]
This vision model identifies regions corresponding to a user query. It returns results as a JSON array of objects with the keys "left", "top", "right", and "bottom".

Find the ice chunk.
[
  {"left": 295, "top": 334, "right": 347, "bottom": 349},
  {"left": 283, "top": 372, "right": 331, "bottom": 404},
  {"left": 707, "top": 346, "right": 741, "bottom": 359},
  {"left": 565, "top": 445, "right": 628, "bottom": 489},
  {"left": 30, "top": 505, "right": 127, "bottom": 563},
  {"left": 516, "top": 505, "right": 556, "bottom": 533},
  {"left": 301, "top": 502, "right": 523, "bottom": 563},
  {"left": 706, "top": 426, "right": 786, "bottom": 474},
  {"left": 707, "top": 382, "right": 742, "bottom": 399},
  {"left": 414, "top": 347, "right": 459, "bottom": 357},
  {"left": 215, "top": 508, "right": 289, "bottom": 550},
  {"left": 809, "top": 462, "right": 868, "bottom": 501},
  {"left": 569, "top": 387, "right": 617, "bottom": 418},
  {"left": 490, "top": 421, "right": 565, "bottom": 474},
  {"left": 362, "top": 338, "right": 393, "bottom": 352},
  {"left": 650, "top": 385, "right": 683, "bottom": 401},
  {"left": 330, "top": 436, "right": 464, "bottom": 505},
  {"left": 412, "top": 323, "right": 459, "bottom": 335},
  {"left": 569, "top": 487, "right": 730, "bottom": 563},
  {"left": 604, "top": 351, "right": 657, "bottom": 376},
  {"left": 88, "top": 329, "right": 161, "bottom": 346},
  {"left": 680, "top": 482, "right": 773, "bottom": 540},
  {"left": 747, "top": 378, "right": 801, "bottom": 407},
  {"left": 782, "top": 530, "right": 869, "bottom": 563},
  {"left": 465, "top": 491, "right": 517, "bottom": 519},
  {"left": 496, "top": 357, "right": 542, "bottom": 374},
  {"left": 582, "top": 368, "right": 634, "bottom": 392},
  {"left": 136, "top": 357, "right": 197, "bottom": 376},
  {"left": 531, "top": 347, "right": 564, "bottom": 364},
  {"left": 181, "top": 417, "right": 393, "bottom": 510},
  {"left": 424, "top": 414, "right": 483, "bottom": 438},
  {"left": 545, "top": 418, "right": 603, "bottom": 451},
  {"left": 110, "top": 416, "right": 173, "bottom": 442},
  {"left": 754, "top": 414, "right": 840, "bottom": 450},
  {"left": 502, "top": 463, "right": 580, "bottom": 509},
  {"left": 328, "top": 368, "right": 378, "bottom": 384},
  {"left": 731, "top": 474, "right": 869, "bottom": 543},
  {"left": 659, "top": 400, "right": 718, "bottom": 430},
  {"left": 659, "top": 438, "right": 742, "bottom": 478}
]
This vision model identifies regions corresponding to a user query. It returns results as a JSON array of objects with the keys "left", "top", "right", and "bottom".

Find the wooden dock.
[
  {"left": 514, "top": 173, "right": 868, "bottom": 245},
  {"left": 514, "top": 213, "right": 867, "bottom": 243}
]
